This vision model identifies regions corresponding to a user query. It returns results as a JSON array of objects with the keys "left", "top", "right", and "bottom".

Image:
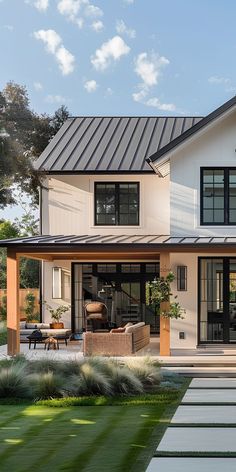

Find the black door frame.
[
  {"left": 198, "top": 256, "right": 236, "bottom": 344},
  {"left": 71, "top": 262, "right": 159, "bottom": 332}
]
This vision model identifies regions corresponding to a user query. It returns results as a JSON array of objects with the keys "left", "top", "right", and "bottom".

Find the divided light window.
[
  {"left": 95, "top": 182, "right": 139, "bottom": 226},
  {"left": 201, "top": 168, "right": 236, "bottom": 225}
]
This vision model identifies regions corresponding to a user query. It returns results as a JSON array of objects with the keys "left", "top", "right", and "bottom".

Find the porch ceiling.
[{"left": 2, "top": 234, "right": 236, "bottom": 261}]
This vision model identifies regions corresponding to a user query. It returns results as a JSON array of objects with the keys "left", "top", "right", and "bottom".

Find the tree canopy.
[
  {"left": 0, "top": 81, "right": 70, "bottom": 207},
  {"left": 0, "top": 81, "right": 70, "bottom": 289}
]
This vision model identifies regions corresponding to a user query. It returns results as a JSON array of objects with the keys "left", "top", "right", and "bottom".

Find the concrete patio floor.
[{"left": 2, "top": 336, "right": 236, "bottom": 369}]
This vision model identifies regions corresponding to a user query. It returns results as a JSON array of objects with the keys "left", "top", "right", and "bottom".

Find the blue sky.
[
  {"left": 1, "top": 0, "right": 236, "bottom": 118},
  {"left": 1, "top": 0, "right": 236, "bottom": 221}
]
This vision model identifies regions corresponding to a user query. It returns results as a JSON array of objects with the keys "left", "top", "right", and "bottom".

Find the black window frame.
[
  {"left": 200, "top": 167, "right": 236, "bottom": 226},
  {"left": 94, "top": 182, "right": 140, "bottom": 226}
]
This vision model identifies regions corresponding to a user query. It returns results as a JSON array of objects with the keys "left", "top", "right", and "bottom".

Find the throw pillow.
[{"left": 110, "top": 327, "right": 126, "bottom": 333}]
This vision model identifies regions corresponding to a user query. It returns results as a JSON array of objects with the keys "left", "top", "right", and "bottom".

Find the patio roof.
[{"left": 2, "top": 234, "right": 236, "bottom": 252}]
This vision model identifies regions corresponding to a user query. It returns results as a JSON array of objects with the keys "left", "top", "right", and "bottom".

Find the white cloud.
[
  {"left": 123, "top": 0, "right": 134, "bottom": 3},
  {"left": 34, "top": 81, "right": 43, "bottom": 91},
  {"left": 45, "top": 94, "right": 67, "bottom": 103},
  {"left": 34, "top": 29, "right": 75, "bottom": 75},
  {"left": 106, "top": 87, "right": 113, "bottom": 96},
  {"left": 91, "top": 20, "right": 103, "bottom": 32},
  {"left": 208, "top": 76, "right": 236, "bottom": 94},
  {"left": 25, "top": 0, "right": 49, "bottom": 11},
  {"left": 3, "top": 25, "right": 14, "bottom": 31},
  {"left": 57, "top": 0, "right": 103, "bottom": 29},
  {"left": 85, "top": 3, "right": 103, "bottom": 17},
  {"left": 132, "top": 88, "right": 175, "bottom": 111},
  {"left": 132, "top": 87, "right": 147, "bottom": 103},
  {"left": 145, "top": 97, "right": 176, "bottom": 111},
  {"left": 91, "top": 35, "right": 130, "bottom": 71},
  {"left": 208, "top": 76, "right": 230, "bottom": 84},
  {"left": 116, "top": 19, "right": 136, "bottom": 39},
  {"left": 34, "top": 29, "right": 61, "bottom": 53},
  {"left": 132, "top": 50, "right": 175, "bottom": 111},
  {"left": 56, "top": 46, "right": 75, "bottom": 75},
  {"left": 84, "top": 79, "right": 98, "bottom": 92},
  {"left": 34, "top": 0, "right": 49, "bottom": 11},
  {"left": 134, "top": 51, "right": 169, "bottom": 87}
]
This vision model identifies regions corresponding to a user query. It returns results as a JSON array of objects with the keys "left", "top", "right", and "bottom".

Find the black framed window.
[
  {"left": 201, "top": 168, "right": 236, "bottom": 225},
  {"left": 95, "top": 182, "right": 139, "bottom": 225}
]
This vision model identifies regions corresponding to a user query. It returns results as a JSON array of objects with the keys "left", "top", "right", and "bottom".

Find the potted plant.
[{"left": 45, "top": 303, "right": 70, "bottom": 329}]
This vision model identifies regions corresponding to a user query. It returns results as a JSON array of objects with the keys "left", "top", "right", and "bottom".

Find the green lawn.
[{"left": 0, "top": 390, "right": 182, "bottom": 472}]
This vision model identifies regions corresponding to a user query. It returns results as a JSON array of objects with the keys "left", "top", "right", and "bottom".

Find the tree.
[
  {"left": 0, "top": 220, "right": 20, "bottom": 288},
  {"left": 0, "top": 220, "right": 19, "bottom": 239},
  {"left": 0, "top": 82, "right": 70, "bottom": 207},
  {"left": 0, "top": 215, "right": 40, "bottom": 289},
  {"left": 50, "top": 105, "right": 70, "bottom": 134}
]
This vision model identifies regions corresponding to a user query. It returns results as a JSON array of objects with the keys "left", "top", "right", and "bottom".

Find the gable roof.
[
  {"left": 34, "top": 116, "right": 202, "bottom": 173},
  {"left": 148, "top": 95, "right": 236, "bottom": 176}
]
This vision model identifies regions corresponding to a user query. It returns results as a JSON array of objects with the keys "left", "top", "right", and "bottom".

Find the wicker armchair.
[{"left": 84, "top": 301, "right": 108, "bottom": 331}]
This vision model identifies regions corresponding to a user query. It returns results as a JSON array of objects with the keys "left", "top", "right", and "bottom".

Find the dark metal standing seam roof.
[
  {"left": 148, "top": 95, "right": 236, "bottom": 165},
  {"left": 34, "top": 116, "right": 203, "bottom": 173},
  {"left": 2, "top": 234, "right": 236, "bottom": 248}
]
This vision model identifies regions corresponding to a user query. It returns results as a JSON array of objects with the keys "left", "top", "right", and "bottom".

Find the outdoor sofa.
[
  {"left": 83, "top": 322, "right": 150, "bottom": 356},
  {"left": 20, "top": 322, "right": 71, "bottom": 342}
]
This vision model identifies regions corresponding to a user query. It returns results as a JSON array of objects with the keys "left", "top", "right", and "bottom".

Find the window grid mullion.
[
  {"left": 116, "top": 183, "right": 119, "bottom": 225},
  {"left": 225, "top": 169, "right": 229, "bottom": 225}
]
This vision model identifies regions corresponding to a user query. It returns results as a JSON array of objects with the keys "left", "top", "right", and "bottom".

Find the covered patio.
[{"left": 2, "top": 234, "right": 236, "bottom": 357}]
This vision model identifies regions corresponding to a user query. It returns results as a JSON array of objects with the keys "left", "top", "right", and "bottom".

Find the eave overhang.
[
  {"left": 147, "top": 95, "right": 236, "bottom": 177},
  {"left": 2, "top": 235, "right": 236, "bottom": 260}
]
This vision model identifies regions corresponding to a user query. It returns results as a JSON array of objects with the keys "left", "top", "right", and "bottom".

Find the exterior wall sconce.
[
  {"left": 52, "top": 267, "right": 62, "bottom": 299},
  {"left": 177, "top": 265, "right": 187, "bottom": 291}
]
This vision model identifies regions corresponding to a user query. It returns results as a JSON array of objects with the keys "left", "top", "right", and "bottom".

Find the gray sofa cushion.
[
  {"left": 125, "top": 322, "right": 145, "bottom": 333},
  {"left": 25, "top": 323, "right": 50, "bottom": 329}
]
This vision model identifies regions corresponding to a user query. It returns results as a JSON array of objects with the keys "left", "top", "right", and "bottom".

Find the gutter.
[{"left": 146, "top": 157, "right": 164, "bottom": 177}]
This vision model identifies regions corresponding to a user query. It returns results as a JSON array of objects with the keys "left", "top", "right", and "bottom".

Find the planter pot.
[{"left": 50, "top": 322, "right": 64, "bottom": 329}]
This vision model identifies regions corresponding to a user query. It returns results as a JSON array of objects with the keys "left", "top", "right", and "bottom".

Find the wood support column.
[
  {"left": 7, "top": 249, "right": 20, "bottom": 356},
  {"left": 160, "top": 252, "right": 171, "bottom": 356}
]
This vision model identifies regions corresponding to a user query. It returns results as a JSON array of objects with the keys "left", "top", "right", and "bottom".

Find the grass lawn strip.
[
  {"left": 131, "top": 378, "right": 190, "bottom": 472},
  {"left": 0, "top": 387, "right": 186, "bottom": 472}
]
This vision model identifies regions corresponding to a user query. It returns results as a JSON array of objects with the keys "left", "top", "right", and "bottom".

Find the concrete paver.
[
  {"left": 157, "top": 427, "right": 236, "bottom": 452},
  {"left": 171, "top": 405, "right": 236, "bottom": 423},
  {"left": 190, "top": 378, "right": 236, "bottom": 388},
  {"left": 146, "top": 458, "right": 236, "bottom": 472},
  {"left": 182, "top": 388, "right": 236, "bottom": 403}
]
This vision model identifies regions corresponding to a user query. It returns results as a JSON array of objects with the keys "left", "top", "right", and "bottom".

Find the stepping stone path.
[{"left": 146, "top": 377, "right": 236, "bottom": 471}]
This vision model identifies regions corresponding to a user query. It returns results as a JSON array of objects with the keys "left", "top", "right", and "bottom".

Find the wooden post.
[
  {"left": 160, "top": 252, "right": 171, "bottom": 356},
  {"left": 7, "top": 249, "right": 20, "bottom": 356}
]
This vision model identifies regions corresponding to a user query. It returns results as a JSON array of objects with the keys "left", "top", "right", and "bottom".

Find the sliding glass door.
[{"left": 199, "top": 257, "right": 236, "bottom": 343}]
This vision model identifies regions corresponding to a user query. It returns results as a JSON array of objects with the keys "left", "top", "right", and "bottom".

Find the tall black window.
[
  {"left": 201, "top": 168, "right": 236, "bottom": 225},
  {"left": 95, "top": 182, "right": 139, "bottom": 225}
]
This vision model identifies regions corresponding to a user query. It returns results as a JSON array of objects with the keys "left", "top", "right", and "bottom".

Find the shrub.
[
  {"left": 58, "top": 359, "right": 83, "bottom": 377},
  {"left": 0, "top": 365, "right": 31, "bottom": 398},
  {"left": 68, "top": 363, "right": 112, "bottom": 396},
  {"left": 24, "top": 292, "right": 39, "bottom": 322},
  {"left": 125, "top": 358, "right": 161, "bottom": 388},
  {"left": 30, "top": 372, "right": 63, "bottom": 400},
  {"left": 106, "top": 363, "right": 144, "bottom": 395},
  {"left": 26, "top": 359, "right": 61, "bottom": 375},
  {"left": 0, "top": 296, "right": 7, "bottom": 321}
]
